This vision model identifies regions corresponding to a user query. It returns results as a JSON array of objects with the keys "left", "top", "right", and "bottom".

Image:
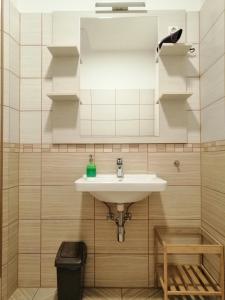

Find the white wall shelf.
[
  {"left": 158, "top": 43, "right": 192, "bottom": 56},
  {"left": 47, "top": 92, "right": 79, "bottom": 101},
  {"left": 47, "top": 45, "right": 79, "bottom": 57},
  {"left": 157, "top": 92, "right": 192, "bottom": 103}
]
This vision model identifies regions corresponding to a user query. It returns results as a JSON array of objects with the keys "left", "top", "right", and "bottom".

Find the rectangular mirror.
[{"left": 80, "top": 16, "right": 158, "bottom": 139}]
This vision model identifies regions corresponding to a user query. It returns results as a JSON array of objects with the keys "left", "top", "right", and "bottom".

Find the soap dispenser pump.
[{"left": 86, "top": 154, "right": 96, "bottom": 177}]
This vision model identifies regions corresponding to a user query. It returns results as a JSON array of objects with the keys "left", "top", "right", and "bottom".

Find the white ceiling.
[{"left": 81, "top": 16, "right": 158, "bottom": 51}]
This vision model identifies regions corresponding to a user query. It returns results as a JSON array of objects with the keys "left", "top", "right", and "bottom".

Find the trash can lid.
[{"left": 55, "top": 241, "right": 87, "bottom": 269}]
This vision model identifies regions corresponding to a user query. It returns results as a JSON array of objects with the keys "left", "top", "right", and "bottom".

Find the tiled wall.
[
  {"left": 80, "top": 89, "right": 155, "bottom": 137},
  {"left": 200, "top": 0, "right": 225, "bottom": 284},
  {"left": 1, "top": 0, "right": 20, "bottom": 299},
  {"left": 18, "top": 143, "right": 201, "bottom": 288}
]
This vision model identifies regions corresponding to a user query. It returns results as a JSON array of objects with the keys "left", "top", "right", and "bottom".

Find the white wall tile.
[
  {"left": 10, "top": 0, "right": 20, "bottom": 42},
  {"left": 187, "top": 110, "right": 200, "bottom": 143},
  {"left": 92, "top": 121, "right": 115, "bottom": 136},
  {"left": 157, "top": 11, "right": 186, "bottom": 43},
  {"left": 10, "top": 37, "right": 20, "bottom": 76},
  {"left": 140, "top": 89, "right": 154, "bottom": 105},
  {"left": 116, "top": 120, "right": 139, "bottom": 136},
  {"left": 42, "top": 13, "right": 53, "bottom": 45},
  {"left": 186, "top": 11, "right": 199, "bottom": 43},
  {"left": 3, "top": 107, "right": 10, "bottom": 143},
  {"left": 21, "top": 46, "right": 42, "bottom": 78},
  {"left": 200, "top": 0, "right": 224, "bottom": 40},
  {"left": 186, "top": 44, "right": 199, "bottom": 77},
  {"left": 21, "top": 79, "right": 42, "bottom": 110},
  {"left": 10, "top": 73, "right": 20, "bottom": 110},
  {"left": 116, "top": 105, "right": 139, "bottom": 120},
  {"left": 9, "top": 109, "right": 20, "bottom": 143},
  {"left": 200, "top": 13, "right": 224, "bottom": 75},
  {"left": 3, "top": 0, "right": 10, "bottom": 34},
  {"left": 21, "top": 13, "right": 42, "bottom": 45},
  {"left": 80, "top": 90, "right": 91, "bottom": 105},
  {"left": 4, "top": 70, "right": 10, "bottom": 107},
  {"left": 4, "top": 33, "right": 10, "bottom": 70},
  {"left": 92, "top": 105, "right": 115, "bottom": 121},
  {"left": 80, "top": 120, "right": 92, "bottom": 136},
  {"left": 202, "top": 99, "right": 225, "bottom": 142},
  {"left": 140, "top": 120, "right": 154, "bottom": 136},
  {"left": 116, "top": 90, "right": 139, "bottom": 105},
  {"left": 20, "top": 112, "right": 42, "bottom": 143},
  {"left": 92, "top": 90, "right": 115, "bottom": 105},
  {"left": 140, "top": 105, "right": 154, "bottom": 120},
  {"left": 186, "top": 78, "right": 200, "bottom": 110},
  {"left": 42, "top": 46, "right": 53, "bottom": 78},
  {"left": 80, "top": 105, "right": 92, "bottom": 120},
  {"left": 200, "top": 55, "right": 224, "bottom": 108},
  {"left": 42, "top": 111, "right": 52, "bottom": 144},
  {"left": 42, "top": 79, "right": 53, "bottom": 111}
]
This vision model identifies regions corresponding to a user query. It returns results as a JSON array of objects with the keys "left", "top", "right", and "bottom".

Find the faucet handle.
[{"left": 117, "top": 158, "right": 123, "bottom": 165}]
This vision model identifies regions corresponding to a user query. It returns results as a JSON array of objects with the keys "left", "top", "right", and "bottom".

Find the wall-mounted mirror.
[{"left": 80, "top": 16, "right": 158, "bottom": 139}]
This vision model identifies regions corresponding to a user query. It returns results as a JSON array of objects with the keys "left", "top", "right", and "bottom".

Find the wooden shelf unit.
[{"left": 154, "top": 227, "right": 224, "bottom": 300}]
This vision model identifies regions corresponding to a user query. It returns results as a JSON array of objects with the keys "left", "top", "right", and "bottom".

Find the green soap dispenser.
[{"left": 86, "top": 154, "right": 96, "bottom": 177}]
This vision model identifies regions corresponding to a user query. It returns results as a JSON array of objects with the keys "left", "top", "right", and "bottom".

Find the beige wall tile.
[
  {"left": 95, "top": 220, "right": 148, "bottom": 254},
  {"left": 42, "top": 186, "right": 94, "bottom": 219},
  {"left": 20, "top": 153, "right": 41, "bottom": 186},
  {"left": 8, "top": 186, "right": 19, "bottom": 225},
  {"left": 42, "top": 111, "right": 53, "bottom": 144},
  {"left": 1, "top": 265, "right": 8, "bottom": 300},
  {"left": 201, "top": 151, "right": 225, "bottom": 194},
  {"left": 19, "top": 220, "right": 41, "bottom": 254},
  {"left": 7, "top": 256, "right": 18, "bottom": 298},
  {"left": 187, "top": 111, "right": 200, "bottom": 143},
  {"left": 19, "top": 186, "right": 41, "bottom": 220},
  {"left": 10, "top": 73, "right": 20, "bottom": 110},
  {"left": 95, "top": 152, "right": 148, "bottom": 174},
  {"left": 21, "top": 13, "right": 42, "bottom": 45},
  {"left": 3, "top": 152, "right": 19, "bottom": 189},
  {"left": 202, "top": 187, "right": 225, "bottom": 237},
  {"left": 186, "top": 12, "right": 199, "bottom": 44},
  {"left": 8, "top": 221, "right": 18, "bottom": 261},
  {"left": 41, "top": 220, "right": 94, "bottom": 254},
  {"left": 148, "top": 153, "right": 200, "bottom": 186},
  {"left": 95, "top": 198, "right": 149, "bottom": 220},
  {"left": 10, "top": 0, "right": 20, "bottom": 42},
  {"left": 41, "top": 253, "right": 94, "bottom": 288},
  {"left": 18, "top": 254, "right": 41, "bottom": 287},
  {"left": 149, "top": 186, "right": 201, "bottom": 220},
  {"left": 2, "top": 226, "right": 9, "bottom": 266},
  {"left": 42, "top": 153, "right": 88, "bottom": 185},
  {"left": 95, "top": 254, "right": 148, "bottom": 287}
]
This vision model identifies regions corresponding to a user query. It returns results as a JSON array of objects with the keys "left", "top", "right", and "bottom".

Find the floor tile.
[
  {"left": 122, "top": 288, "right": 162, "bottom": 300},
  {"left": 9, "top": 288, "right": 38, "bottom": 300},
  {"left": 84, "top": 288, "right": 122, "bottom": 299},
  {"left": 33, "top": 288, "right": 57, "bottom": 300}
]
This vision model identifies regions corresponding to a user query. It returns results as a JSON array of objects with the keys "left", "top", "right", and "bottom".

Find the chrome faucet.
[{"left": 116, "top": 158, "right": 124, "bottom": 178}]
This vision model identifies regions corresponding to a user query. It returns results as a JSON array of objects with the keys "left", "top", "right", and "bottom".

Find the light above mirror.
[{"left": 95, "top": 1, "right": 147, "bottom": 13}]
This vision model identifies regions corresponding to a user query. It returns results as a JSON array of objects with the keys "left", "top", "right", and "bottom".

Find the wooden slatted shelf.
[{"left": 154, "top": 227, "right": 224, "bottom": 300}]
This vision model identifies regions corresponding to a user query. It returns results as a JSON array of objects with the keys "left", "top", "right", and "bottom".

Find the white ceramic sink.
[{"left": 75, "top": 174, "right": 167, "bottom": 204}]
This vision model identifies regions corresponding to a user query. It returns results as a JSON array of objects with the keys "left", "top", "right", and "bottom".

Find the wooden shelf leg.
[{"left": 164, "top": 247, "right": 168, "bottom": 300}]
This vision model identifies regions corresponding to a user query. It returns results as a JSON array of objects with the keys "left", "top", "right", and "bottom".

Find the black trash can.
[{"left": 55, "top": 241, "right": 87, "bottom": 300}]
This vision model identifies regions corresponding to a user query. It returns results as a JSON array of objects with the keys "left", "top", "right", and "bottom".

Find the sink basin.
[{"left": 74, "top": 174, "right": 167, "bottom": 204}]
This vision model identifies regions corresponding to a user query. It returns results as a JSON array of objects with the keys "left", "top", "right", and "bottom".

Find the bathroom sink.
[{"left": 74, "top": 174, "right": 167, "bottom": 204}]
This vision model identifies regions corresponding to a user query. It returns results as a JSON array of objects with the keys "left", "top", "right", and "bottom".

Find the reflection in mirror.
[{"left": 80, "top": 16, "right": 158, "bottom": 138}]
